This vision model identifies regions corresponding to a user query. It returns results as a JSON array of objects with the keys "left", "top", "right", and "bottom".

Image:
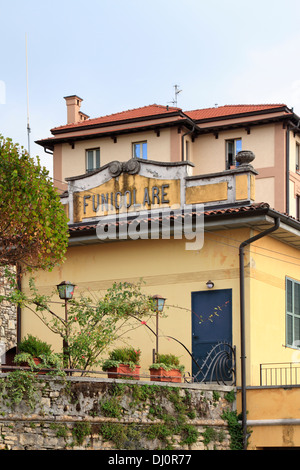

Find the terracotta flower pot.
[
  {"left": 106, "top": 364, "right": 141, "bottom": 380},
  {"left": 20, "top": 357, "right": 45, "bottom": 375},
  {"left": 150, "top": 367, "right": 182, "bottom": 383}
]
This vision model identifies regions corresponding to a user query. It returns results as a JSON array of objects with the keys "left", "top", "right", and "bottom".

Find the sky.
[{"left": 1, "top": 0, "right": 300, "bottom": 175}]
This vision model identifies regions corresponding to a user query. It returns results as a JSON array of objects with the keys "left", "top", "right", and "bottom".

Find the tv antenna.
[
  {"left": 169, "top": 84, "right": 182, "bottom": 107},
  {"left": 25, "top": 33, "right": 31, "bottom": 153}
]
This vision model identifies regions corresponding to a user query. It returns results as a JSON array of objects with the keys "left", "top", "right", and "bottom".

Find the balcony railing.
[{"left": 260, "top": 362, "right": 300, "bottom": 386}]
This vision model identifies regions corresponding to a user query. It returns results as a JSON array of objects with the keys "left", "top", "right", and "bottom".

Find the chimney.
[{"left": 64, "top": 95, "right": 89, "bottom": 124}]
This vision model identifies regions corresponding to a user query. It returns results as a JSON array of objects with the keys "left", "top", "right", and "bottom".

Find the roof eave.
[
  {"left": 67, "top": 204, "right": 300, "bottom": 249},
  {"left": 35, "top": 118, "right": 194, "bottom": 150},
  {"left": 50, "top": 109, "right": 184, "bottom": 136},
  {"left": 190, "top": 105, "right": 293, "bottom": 123}
]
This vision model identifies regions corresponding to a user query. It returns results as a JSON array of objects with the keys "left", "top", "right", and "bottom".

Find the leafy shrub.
[
  {"left": 18, "top": 334, "right": 52, "bottom": 357},
  {"left": 149, "top": 353, "right": 185, "bottom": 373},
  {"left": 102, "top": 347, "right": 141, "bottom": 371}
]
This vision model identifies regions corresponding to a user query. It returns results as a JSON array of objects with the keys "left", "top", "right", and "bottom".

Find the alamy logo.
[{"left": 96, "top": 201, "right": 204, "bottom": 250}]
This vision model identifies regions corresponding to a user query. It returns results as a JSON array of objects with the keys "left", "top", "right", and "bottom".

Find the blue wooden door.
[{"left": 191, "top": 289, "right": 232, "bottom": 377}]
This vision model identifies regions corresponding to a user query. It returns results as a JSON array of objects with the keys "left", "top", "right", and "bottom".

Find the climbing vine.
[
  {"left": 0, "top": 370, "right": 39, "bottom": 410},
  {"left": 0, "top": 377, "right": 235, "bottom": 450},
  {"left": 96, "top": 384, "right": 199, "bottom": 450},
  {"left": 221, "top": 410, "right": 243, "bottom": 450}
]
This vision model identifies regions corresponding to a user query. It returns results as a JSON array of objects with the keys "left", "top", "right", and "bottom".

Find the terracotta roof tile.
[
  {"left": 52, "top": 103, "right": 290, "bottom": 133},
  {"left": 52, "top": 104, "right": 181, "bottom": 132},
  {"left": 185, "top": 104, "right": 289, "bottom": 121},
  {"left": 68, "top": 203, "right": 272, "bottom": 234}
]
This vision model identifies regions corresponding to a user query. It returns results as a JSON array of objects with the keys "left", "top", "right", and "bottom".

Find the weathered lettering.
[{"left": 83, "top": 184, "right": 171, "bottom": 214}]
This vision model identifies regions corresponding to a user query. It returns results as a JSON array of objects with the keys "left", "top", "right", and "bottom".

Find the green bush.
[
  {"left": 18, "top": 334, "right": 52, "bottom": 357},
  {"left": 102, "top": 347, "right": 141, "bottom": 371},
  {"left": 149, "top": 353, "right": 185, "bottom": 373}
]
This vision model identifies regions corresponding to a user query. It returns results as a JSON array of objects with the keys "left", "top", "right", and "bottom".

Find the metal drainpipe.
[{"left": 239, "top": 216, "right": 280, "bottom": 450}]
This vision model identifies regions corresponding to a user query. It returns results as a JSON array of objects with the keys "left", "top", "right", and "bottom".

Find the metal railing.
[
  {"left": 260, "top": 362, "right": 300, "bottom": 386},
  {"left": 192, "top": 342, "right": 236, "bottom": 386},
  {"left": 0, "top": 342, "right": 237, "bottom": 386}
]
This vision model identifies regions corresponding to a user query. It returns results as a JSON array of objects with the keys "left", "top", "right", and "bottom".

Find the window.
[
  {"left": 133, "top": 142, "right": 147, "bottom": 159},
  {"left": 286, "top": 277, "right": 300, "bottom": 347},
  {"left": 186, "top": 141, "right": 189, "bottom": 161},
  {"left": 86, "top": 148, "right": 100, "bottom": 172},
  {"left": 297, "top": 195, "right": 300, "bottom": 221},
  {"left": 296, "top": 143, "right": 300, "bottom": 172},
  {"left": 226, "top": 138, "right": 242, "bottom": 169}
]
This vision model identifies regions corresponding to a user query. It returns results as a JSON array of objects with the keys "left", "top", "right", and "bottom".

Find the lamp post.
[
  {"left": 152, "top": 295, "right": 166, "bottom": 362},
  {"left": 56, "top": 281, "right": 76, "bottom": 370}
]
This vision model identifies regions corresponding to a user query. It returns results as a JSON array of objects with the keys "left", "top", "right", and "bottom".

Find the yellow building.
[
  {"left": 37, "top": 96, "right": 300, "bottom": 219},
  {"left": 18, "top": 97, "right": 300, "bottom": 449}
]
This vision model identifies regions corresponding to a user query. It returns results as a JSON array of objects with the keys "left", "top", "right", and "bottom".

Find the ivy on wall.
[{"left": 0, "top": 373, "right": 241, "bottom": 450}]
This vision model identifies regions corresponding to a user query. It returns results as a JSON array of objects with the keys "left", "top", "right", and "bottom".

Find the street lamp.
[
  {"left": 56, "top": 281, "right": 76, "bottom": 371},
  {"left": 57, "top": 281, "right": 76, "bottom": 300},
  {"left": 152, "top": 295, "right": 166, "bottom": 362}
]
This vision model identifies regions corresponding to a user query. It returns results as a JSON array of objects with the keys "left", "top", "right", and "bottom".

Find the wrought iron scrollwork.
[
  {"left": 192, "top": 342, "right": 236, "bottom": 386},
  {"left": 129, "top": 313, "right": 236, "bottom": 385}
]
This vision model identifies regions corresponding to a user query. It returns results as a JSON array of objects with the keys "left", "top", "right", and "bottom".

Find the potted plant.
[
  {"left": 102, "top": 347, "right": 141, "bottom": 380},
  {"left": 14, "top": 334, "right": 54, "bottom": 372},
  {"left": 149, "top": 353, "right": 184, "bottom": 383}
]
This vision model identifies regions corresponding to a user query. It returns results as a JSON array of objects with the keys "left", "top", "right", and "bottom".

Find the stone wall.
[
  {"left": 0, "top": 375, "right": 238, "bottom": 450},
  {"left": 0, "top": 267, "right": 17, "bottom": 355}
]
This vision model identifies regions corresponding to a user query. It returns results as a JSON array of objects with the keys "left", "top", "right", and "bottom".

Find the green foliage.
[
  {"left": 109, "top": 347, "right": 141, "bottom": 364},
  {"left": 72, "top": 422, "right": 92, "bottom": 446},
  {"left": 0, "top": 370, "right": 38, "bottom": 409},
  {"left": 13, "top": 334, "right": 64, "bottom": 375},
  {"left": 149, "top": 353, "right": 185, "bottom": 373},
  {"left": 224, "top": 389, "right": 236, "bottom": 403},
  {"left": 63, "top": 281, "right": 155, "bottom": 371},
  {"left": 3, "top": 278, "right": 156, "bottom": 373},
  {"left": 202, "top": 426, "right": 218, "bottom": 446},
  {"left": 102, "top": 347, "right": 141, "bottom": 371},
  {"left": 100, "top": 422, "right": 128, "bottom": 448},
  {"left": 156, "top": 353, "right": 180, "bottom": 367},
  {"left": 71, "top": 383, "right": 202, "bottom": 449},
  {"left": 130, "top": 383, "right": 157, "bottom": 404},
  {"left": 50, "top": 423, "right": 68, "bottom": 439},
  {"left": 109, "top": 382, "right": 126, "bottom": 397},
  {"left": 13, "top": 352, "right": 64, "bottom": 376},
  {"left": 18, "top": 334, "right": 52, "bottom": 357},
  {"left": 180, "top": 424, "right": 199, "bottom": 445},
  {"left": 221, "top": 410, "right": 243, "bottom": 450},
  {"left": 0, "top": 135, "right": 68, "bottom": 270},
  {"left": 127, "top": 384, "right": 198, "bottom": 449},
  {"left": 201, "top": 426, "right": 226, "bottom": 448},
  {"left": 145, "top": 422, "right": 175, "bottom": 444},
  {"left": 100, "top": 396, "right": 123, "bottom": 419}
]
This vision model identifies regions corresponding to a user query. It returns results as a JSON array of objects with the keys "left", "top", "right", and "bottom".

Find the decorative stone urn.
[{"left": 236, "top": 150, "right": 255, "bottom": 166}]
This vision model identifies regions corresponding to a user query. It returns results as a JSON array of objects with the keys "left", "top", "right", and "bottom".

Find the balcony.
[{"left": 260, "top": 362, "right": 300, "bottom": 386}]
